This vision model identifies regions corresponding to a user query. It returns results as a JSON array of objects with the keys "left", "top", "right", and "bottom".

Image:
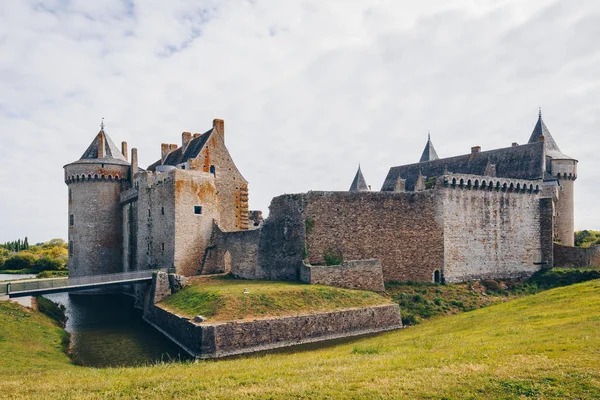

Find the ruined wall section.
[
  {"left": 554, "top": 244, "right": 600, "bottom": 267},
  {"left": 191, "top": 128, "right": 249, "bottom": 232},
  {"left": 302, "top": 191, "right": 444, "bottom": 283},
  {"left": 300, "top": 259, "right": 385, "bottom": 292},
  {"left": 201, "top": 223, "right": 260, "bottom": 278},
  {"left": 256, "top": 194, "right": 307, "bottom": 281},
  {"left": 65, "top": 163, "right": 130, "bottom": 277},
  {"left": 439, "top": 175, "right": 546, "bottom": 282}
]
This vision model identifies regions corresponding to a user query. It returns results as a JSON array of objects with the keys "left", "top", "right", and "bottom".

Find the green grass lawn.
[
  {"left": 1, "top": 280, "right": 600, "bottom": 398},
  {"left": 160, "top": 276, "right": 391, "bottom": 322}
]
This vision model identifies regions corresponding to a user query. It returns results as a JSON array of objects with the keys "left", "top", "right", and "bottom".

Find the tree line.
[{"left": 0, "top": 238, "right": 68, "bottom": 273}]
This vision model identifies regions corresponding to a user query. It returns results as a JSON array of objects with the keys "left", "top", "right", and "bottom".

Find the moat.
[{"left": 44, "top": 292, "right": 189, "bottom": 367}]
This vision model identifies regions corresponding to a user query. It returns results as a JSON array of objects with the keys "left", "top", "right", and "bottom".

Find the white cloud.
[{"left": 0, "top": 0, "right": 599, "bottom": 242}]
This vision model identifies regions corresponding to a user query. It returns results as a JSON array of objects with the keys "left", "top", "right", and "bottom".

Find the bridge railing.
[{"left": 1, "top": 270, "right": 156, "bottom": 295}]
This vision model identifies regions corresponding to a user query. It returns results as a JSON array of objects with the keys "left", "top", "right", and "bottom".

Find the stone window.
[
  {"left": 161, "top": 207, "right": 164, "bottom": 216},
  {"left": 433, "top": 270, "right": 441, "bottom": 284},
  {"left": 69, "top": 241, "right": 73, "bottom": 255},
  {"left": 161, "top": 243, "right": 165, "bottom": 252},
  {"left": 210, "top": 165, "right": 216, "bottom": 176},
  {"left": 69, "top": 215, "right": 74, "bottom": 226},
  {"left": 194, "top": 206, "right": 202, "bottom": 215}
]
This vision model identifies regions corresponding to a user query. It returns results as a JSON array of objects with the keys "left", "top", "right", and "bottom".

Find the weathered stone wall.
[
  {"left": 554, "top": 243, "right": 600, "bottom": 267},
  {"left": 551, "top": 159, "right": 577, "bottom": 246},
  {"left": 134, "top": 169, "right": 219, "bottom": 276},
  {"left": 255, "top": 194, "right": 307, "bottom": 281},
  {"left": 301, "top": 191, "right": 444, "bottom": 283},
  {"left": 201, "top": 224, "right": 260, "bottom": 278},
  {"left": 301, "top": 259, "right": 385, "bottom": 292},
  {"left": 65, "top": 162, "right": 131, "bottom": 277},
  {"left": 190, "top": 123, "right": 249, "bottom": 231},
  {"left": 144, "top": 301, "right": 401, "bottom": 359},
  {"left": 439, "top": 175, "right": 546, "bottom": 282}
]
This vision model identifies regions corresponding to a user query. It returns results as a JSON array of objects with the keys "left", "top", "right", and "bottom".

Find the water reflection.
[{"left": 44, "top": 292, "right": 189, "bottom": 367}]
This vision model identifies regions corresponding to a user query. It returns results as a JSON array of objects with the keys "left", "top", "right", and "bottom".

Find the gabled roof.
[
  {"left": 382, "top": 141, "right": 546, "bottom": 192},
  {"left": 349, "top": 165, "right": 369, "bottom": 192},
  {"left": 419, "top": 134, "right": 439, "bottom": 162},
  {"left": 527, "top": 112, "right": 574, "bottom": 160},
  {"left": 147, "top": 128, "right": 213, "bottom": 171},
  {"left": 69, "top": 129, "right": 129, "bottom": 166}
]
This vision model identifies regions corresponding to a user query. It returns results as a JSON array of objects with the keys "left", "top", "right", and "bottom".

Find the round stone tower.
[
  {"left": 528, "top": 111, "right": 578, "bottom": 246},
  {"left": 64, "top": 125, "right": 131, "bottom": 277}
]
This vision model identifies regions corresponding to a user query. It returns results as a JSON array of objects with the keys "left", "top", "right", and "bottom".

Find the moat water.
[{"left": 44, "top": 292, "right": 190, "bottom": 367}]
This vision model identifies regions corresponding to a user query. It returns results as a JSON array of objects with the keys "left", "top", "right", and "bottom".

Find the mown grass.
[
  {"left": 160, "top": 275, "right": 390, "bottom": 321},
  {"left": 1, "top": 280, "right": 599, "bottom": 398}
]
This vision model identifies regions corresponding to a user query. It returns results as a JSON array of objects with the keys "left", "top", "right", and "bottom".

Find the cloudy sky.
[{"left": 0, "top": 0, "right": 599, "bottom": 243}]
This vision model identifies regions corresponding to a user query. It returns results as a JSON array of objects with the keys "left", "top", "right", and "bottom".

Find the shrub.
[
  {"left": 3, "top": 253, "right": 37, "bottom": 270},
  {"left": 323, "top": 248, "right": 343, "bottom": 266},
  {"left": 34, "top": 257, "right": 63, "bottom": 271},
  {"left": 412, "top": 294, "right": 424, "bottom": 302},
  {"left": 482, "top": 280, "right": 504, "bottom": 293},
  {"left": 402, "top": 312, "right": 419, "bottom": 326}
]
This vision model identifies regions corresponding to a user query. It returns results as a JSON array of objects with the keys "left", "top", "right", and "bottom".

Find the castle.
[{"left": 64, "top": 112, "right": 581, "bottom": 286}]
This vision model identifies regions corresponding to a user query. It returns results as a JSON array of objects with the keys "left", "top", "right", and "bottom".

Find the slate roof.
[
  {"left": 527, "top": 113, "right": 574, "bottom": 160},
  {"left": 349, "top": 165, "right": 369, "bottom": 192},
  {"left": 147, "top": 128, "right": 213, "bottom": 171},
  {"left": 69, "top": 130, "right": 129, "bottom": 166},
  {"left": 381, "top": 141, "right": 546, "bottom": 191},
  {"left": 419, "top": 134, "right": 439, "bottom": 162}
]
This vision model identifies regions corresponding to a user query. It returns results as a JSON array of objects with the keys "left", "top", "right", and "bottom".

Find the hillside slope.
[{"left": 1, "top": 280, "right": 599, "bottom": 399}]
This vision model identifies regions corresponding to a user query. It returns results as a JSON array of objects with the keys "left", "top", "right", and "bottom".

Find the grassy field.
[
  {"left": 1, "top": 279, "right": 599, "bottom": 398},
  {"left": 160, "top": 276, "right": 391, "bottom": 321}
]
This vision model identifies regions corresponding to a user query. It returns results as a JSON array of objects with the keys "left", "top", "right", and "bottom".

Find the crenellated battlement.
[
  {"left": 65, "top": 173, "right": 127, "bottom": 184},
  {"left": 439, "top": 174, "right": 542, "bottom": 194}
]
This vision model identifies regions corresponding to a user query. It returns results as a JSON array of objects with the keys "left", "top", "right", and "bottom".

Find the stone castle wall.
[
  {"left": 300, "top": 259, "right": 385, "bottom": 292},
  {"left": 439, "top": 175, "right": 550, "bottom": 282},
  {"left": 201, "top": 224, "right": 260, "bottom": 278},
  {"left": 554, "top": 243, "right": 600, "bottom": 267}
]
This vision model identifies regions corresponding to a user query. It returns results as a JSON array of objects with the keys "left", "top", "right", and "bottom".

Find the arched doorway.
[
  {"left": 433, "top": 270, "right": 441, "bottom": 284},
  {"left": 223, "top": 251, "right": 231, "bottom": 273}
]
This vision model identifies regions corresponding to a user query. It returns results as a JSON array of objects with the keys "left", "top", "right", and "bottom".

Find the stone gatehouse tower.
[{"left": 64, "top": 118, "right": 250, "bottom": 278}]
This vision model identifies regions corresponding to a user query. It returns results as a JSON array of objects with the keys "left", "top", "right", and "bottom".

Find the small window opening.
[
  {"left": 69, "top": 215, "right": 74, "bottom": 226},
  {"left": 147, "top": 243, "right": 150, "bottom": 252},
  {"left": 210, "top": 165, "right": 216, "bottom": 176},
  {"left": 182, "top": 165, "right": 186, "bottom": 170},
  {"left": 161, "top": 207, "right": 164, "bottom": 215},
  {"left": 148, "top": 209, "right": 151, "bottom": 217},
  {"left": 69, "top": 241, "right": 73, "bottom": 256},
  {"left": 161, "top": 243, "right": 165, "bottom": 252},
  {"left": 194, "top": 206, "right": 202, "bottom": 215}
]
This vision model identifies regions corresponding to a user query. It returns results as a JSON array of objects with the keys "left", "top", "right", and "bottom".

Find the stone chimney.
[
  {"left": 538, "top": 135, "right": 545, "bottom": 141},
  {"left": 471, "top": 146, "right": 481, "bottom": 154},
  {"left": 193, "top": 133, "right": 201, "bottom": 138},
  {"left": 169, "top": 144, "right": 178, "bottom": 152},
  {"left": 98, "top": 133, "right": 105, "bottom": 158},
  {"left": 161, "top": 143, "right": 169, "bottom": 162},
  {"left": 213, "top": 118, "right": 224, "bottom": 138},
  {"left": 512, "top": 142, "right": 518, "bottom": 147},
  {"left": 122, "top": 141, "right": 128, "bottom": 161},
  {"left": 131, "top": 148, "right": 138, "bottom": 184},
  {"left": 182, "top": 132, "right": 192, "bottom": 149}
]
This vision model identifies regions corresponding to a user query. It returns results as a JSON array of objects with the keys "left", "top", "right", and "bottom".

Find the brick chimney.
[
  {"left": 213, "top": 118, "right": 224, "bottom": 138},
  {"left": 122, "top": 141, "right": 128, "bottom": 161},
  {"left": 182, "top": 132, "right": 192, "bottom": 149},
  {"left": 131, "top": 148, "right": 138, "bottom": 184},
  {"left": 161, "top": 143, "right": 169, "bottom": 162},
  {"left": 471, "top": 146, "right": 481, "bottom": 154}
]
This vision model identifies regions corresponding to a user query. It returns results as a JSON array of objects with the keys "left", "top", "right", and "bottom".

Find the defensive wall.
[
  {"left": 554, "top": 243, "right": 600, "bottom": 267},
  {"left": 209, "top": 173, "right": 555, "bottom": 284},
  {"left": 142, "top": 272, "right": 401, "bottom": 359},
  {"left": 299, "top": 259, "right": 386, "bottom": 292}
]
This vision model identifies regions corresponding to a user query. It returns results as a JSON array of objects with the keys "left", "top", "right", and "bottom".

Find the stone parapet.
[
  {"left": 301, "top": 259, "right": 385, "bottom": 292},
  {"left": 554, "top": 243, "right": 600, "bottom": 267}
]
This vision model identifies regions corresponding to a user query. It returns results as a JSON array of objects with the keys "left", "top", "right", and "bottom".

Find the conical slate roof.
[
  {"left": 349, "top": 165, "right": 369, "bottom": 192},
  {"left": 527, "top": 111, "right": 573, "bottom": 160},
  {"left": 66, "top": 127, "right": 130, "bottom": 167},
  {"left": 419, "top": 134, "right": 439, "bottom": 162}
]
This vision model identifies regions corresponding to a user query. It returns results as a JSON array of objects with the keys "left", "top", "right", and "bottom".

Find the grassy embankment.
[
  {"left": 160, "top": 275, "right": 391, "bottom": 322},
  {"left": 1, "top": 279, "right": 600, "bottom": 398}
]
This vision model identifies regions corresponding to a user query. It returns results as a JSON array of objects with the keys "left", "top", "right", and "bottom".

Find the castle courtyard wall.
[{"left": 554, "top": 243, "right": 600, "bottom": 267}]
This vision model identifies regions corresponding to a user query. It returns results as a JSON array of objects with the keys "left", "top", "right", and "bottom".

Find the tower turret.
[
  {"left": 349, "top": 165, "right": 369, "bottom": 192},
  {"left": 64, "top": 122, "right": 131, "bottom": 277},
  {"left": 419, "top": 133, "right": 439, "bottom": 162},
  {"left": 528, "top": 110, "right": 577, "bottom": 245}
]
